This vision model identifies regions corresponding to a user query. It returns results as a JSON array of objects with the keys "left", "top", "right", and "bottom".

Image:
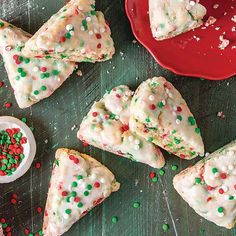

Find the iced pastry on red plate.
[
  {"left": 149, "top": 0, "right": 207, "bottom": 40},
  {"left": 22, "top": 0, "right": 115, "bottom": 62},
  {"left": 129, "top": 77, "right": 204, "bottom": 159},
  {"left": 43, "top": 148, "right": 120, "bottom": 236},
  {"left": 78, "top": 85, "right": 165, "bottom": 169},
  {"left": 0, "top": 20, "right": 75, "bottom": 109},
  {"left": 174, "top": 141, "right": 236, "bottom": 228}
]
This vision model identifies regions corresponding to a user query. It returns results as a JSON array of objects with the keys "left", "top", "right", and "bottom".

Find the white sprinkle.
[
  {"left": 100, "top": 27, "right": 105, "bottom": 33},
  {"left": 213, "top": 4, "right": 219, "bottom": 9},
  {"left": 66, "top": 24, "right": 74, "bottom": 31},
  {"left": 115, "top": 115, "right": 119, "bottom": 120},
  {"left": 134, "top": 139, "right": 140, "bottom": 145},
  {"left": 224, "top": 194, "right": 230, "bottom": 200},
  {"left": 176, "top": 119, "right": 180, "bottom": 125},
  {"left": 215, "top": 172, "right": 220, "bottom": 178},
  {"left": 78, "top": 6, "right": 83, "bottom": 10},
  {"left": 70, "top": 31, "right": 74, "bottom": 36},
  {"left": 128, "top": 136, "right": 134, "bottom": 142},
  {"left": 149, "top": 95, "right": 155, "bottom": 101},
  {"left": 162, "top": 100, "right": 166, "bottom": 105},
  {"left": 218, "top": 212, "right": 224, "bottom": 217},
  {"left": 173, "top": 105, "right": 177, "bottom": 111},
  {"left": 33, "top": 66, "right": 39, "bottom": 72},
  {"left": 232, "top": 15, "right": 236, "bottom": 23},
  {"left": 134, "top": 144, "right": 140, "bottom": 150},
  {"left": 70, "top": 197, "right": 75, "bottom": 202},
  {"left": 205, "top": 152, "right": 210, "bottom": 157},
  {"left": 189, "top": 1, "right": 195, "bottom": 6},
  {"left": 80, "top": 26, "right": 85, "bottom": 31},
  {"left": 172, "top": 111, "right": 177, "bottom": 117},
  {"left": 86, "top": 17, "right": 92, "bottom": 22},
  {"left": 63, "top": 213, "right": 69, "bottom": 219},
  {"left": 81, "top": 48, "right": 86, "bottom": 54},
  {"left": 100, "top": 178, "right": 106, "bottom": 183},
  {"left": 117, "top": 106, "right": 123, "bottom": 113},
  {"left": 90, "top": 173, "right": 97, "bottom": 180},
  {"left": 89, "top": 30, "right": 93, "bottom": 35}
]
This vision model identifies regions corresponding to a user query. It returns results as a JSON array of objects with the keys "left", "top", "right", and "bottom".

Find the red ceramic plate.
[{"left": 125, "top": 0, "right": 236, "bottom": 80}]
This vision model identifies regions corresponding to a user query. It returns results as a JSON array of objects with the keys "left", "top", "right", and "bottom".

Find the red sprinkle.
[
  {"left": 35, "top": 162, "right": 41, "bottom": 169},
  {"left": 74, "top": 197, "right": 80, "bottom": 202},
  {"left": 41, "top": 67, "right": 47, "bottom": 72},
  {"left": 207, "top": 197, "right": 212, "bottom": 202},
  {"left": 177, "top": 106, "right": 182, "bottom": 112},
  {"left": 221, "top": 173, "right": 227, "bottom": 179},
  {"left": 149, "top": 172, "right": 156, "bottom": 179},
  {"left": 0, "top": 81, "right": 4, "bottom": 87},
  {"left": 61, "top": 191, "right": 67, "bottom": 197},
  {"left": 1, "top": 218, "right": 6, "bottom": 223},
  {"left": 149, "top": 104, "right": 156, "bottom": 110},
  {"left": 10, "top": 198, "right": 17, "bottom": 204},
  {"left": 37, "top": 207, "right": 42, "bottom": 213},
  {"left": 120, "top": 125, "right": 129, "bottom": 132},
  {"left": 82, "top": 141, "right": 89, "bottom": 147},
  {"left": 218, "top": 188, "right": 224, "bottom": 194},
  {"left": 4, "top": 102, "right": 12, "bottom": 108},
  {"left": 24, "top": 228, "right": 30, "bottom": 235},
  {"left": 94, "top": 182, "right": 100, "bottom": 188},
  {"left": 207, "top": 186, "right": 214, "bottom": 191},
  {"left": 97, "top": 43, "right": 101, "bottom": 49},
  {"left": 96, "top": 34, "right": 102, "bottom": 39},
  {"left": 180, "top": 154, "right": 186, "bottom": 159},
  {"left": 234, "top": 184, "right": 236, "bottom": 190},
  {"left": 92, "top": 112, "right": 98, "bottom": 117},
  {"left": 12, "top": 193, "right": 17, "bottom": 199},
  {"left": 60, "top": 36, "right": 66, "bottom": 43}
]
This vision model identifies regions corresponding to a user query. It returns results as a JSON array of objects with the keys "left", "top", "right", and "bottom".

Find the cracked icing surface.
[
  {"left": 0, "top": 20, "right": 75, "bottom": 108},
  {"left": 23, "top": 0, "right": 115, "bottom": 62},
  {"left": 149, "top": 0, "right": 206, "bottom": 40},
  {"left": 174, "top": 141, "right": 236, "bottom": 228},
  {"left": 129, "top": 77, "right": 204, "bottom": 159},
  {"left": 43, "top": 148, "right": 120, "bottom": 236},
  {"left": 78, "top": 85, "right": 165, "bottom": 168}
]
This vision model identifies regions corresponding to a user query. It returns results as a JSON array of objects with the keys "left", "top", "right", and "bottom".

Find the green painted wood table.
[{"left": 0, "top": 0, "right": 236, "bottom": 236}]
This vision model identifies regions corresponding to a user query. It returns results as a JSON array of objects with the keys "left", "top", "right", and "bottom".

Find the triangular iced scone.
[
  {"left": 149, "top": 0, "right": 207, "bottom": 40},
  {"left": 0, "top": 20, "right": 75, "bottom": 108},
  {"left": 43, "top": 148, "right": 120, "bottom": 236},
  {"left": 78, "top": 85, "right": 165, "bottom": 168},
  {"left": 173, "top": 141, "right": 236, "bottom": 229},
  {"left": 129, "top": 77, "right": 204, "bottom": 159},
  {"left": 22, "top": 0, "right": 115, "bottom": 62}
]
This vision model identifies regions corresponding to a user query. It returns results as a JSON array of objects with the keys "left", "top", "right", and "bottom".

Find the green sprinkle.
[
  {"left": 79, "top": 40, "right": 85, "bottom": 47},
  {"left": 152, "top": 176, "right": 158, "bottom": 182},
  {"left": 21, "top": 71, "right": 27, "bottom": 77},
  {"left": 159, "top": 169, "right": 165, "bottom": 176},
  {"left": 77, "top": 175, "right": 83, "bottom": 180},
  {"left": 195, "top": 128, "right": 201, "bottom": 134},
  {"left": 17, "top": 67, "right": 23, "bottom": 73},
  {"left": 0, "top": 22, "right": 4, "bottom": 27},
  {"left": 33, "top": 90, "right": 39, "bottom": 95},
  {"left": 218, "top": 207, "right": 223, "bottom": 213},
  {"left": 41, "top": 86, "right": 47, "bottom": 91},
  {"left": 212, "top": 167, "right": 218, "bottom": 174},
  {"left": 177, "top": 115, "right": 182, "bottom": 121},
  {"left": 72, "top": 181, "right": 78, "bottom": 187},
  {"left": 65, "top": 32, "right": 71, "bottom": 39},
  {"left": 229, "top": 196, "right": 234, "bottom": 200},
  {"left": 195, "top": 177, "right": 201, "bottom": 184},
  {"left": 77, "top": 202, "right": 83, "bottom": 208},
  {"left": 65, "top": 209, "right": 72, "bottom": 214},
  {"left": 24, "top": 58, "right": 30, "bottom": 63},
  {"left": 40, "top": 73, "right": 46, "bottom": 79},
  {"left": 66, "top": 196, "right": 70, "bottom": 202},
  {"left": 133, "top": 202, "right": 140, "bottom": 208},
  {"left": 90, "top": 10, "right": 96, "bottom": 15},
  {"left": 188, "top": 116, "right": 196, "bottom": 126},
  {"left": 109, "top": 113, "right": 116, "bottom": 120},
  {"left": 18, "top": 56, "right": 23, "bottom": 62},
  {"left": 52, "top": 70, "right": 59, "bottom": 75},
  {"left": 87, "top": 184, "right": 92, "bottom": 190},
  {"left": 45, "top": 55, "right": 52, "bottom": 59},
  {"left": 174, "top": 138, "right": 181, "bottom": 144},
  {"left": 145, "top": 117, "right": 151, "bottom": 123},
  {"left": 147, "top": 137, "right": 153, "bottom": 142},
  {"left": 16, "top": 46, "right": 22, "bottom": 52},
  {"left": 171, "top": 165, "right": 178, "bottom": 171},
  {"left": 162, "top": 224, "right": 169, "bottom": 232},
  {"left": 84, "top": 191, "right": 89, "bottom": 196},
  {"left": 21, "top": 117, "right": 27, "bottom": 123},
  {"left": 158, "top": 102, "right": 164, "bottom": 108},
  {"left": 71, "top": 191, "right": 77, "bottom": 197},
  {"left": 15, "top": 75, "right": 20, "bottom": 80},
  {"left": 111, "top": 216, "right": 118, "bottom": 224},
  {"left": 45, "top": 72, "right": 50, "bottom": 78}
]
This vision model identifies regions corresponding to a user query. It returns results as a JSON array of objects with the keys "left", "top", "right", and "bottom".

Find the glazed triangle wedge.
[{"left": 22, "top": 0, "right": 115, "bottom": 62}]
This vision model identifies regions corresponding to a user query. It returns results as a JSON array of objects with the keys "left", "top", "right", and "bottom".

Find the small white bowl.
[{"left": 0, "top": 116, "right": 36, "bottom": 183}]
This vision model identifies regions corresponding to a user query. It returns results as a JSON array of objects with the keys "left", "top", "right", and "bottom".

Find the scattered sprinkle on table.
[
  {"left": 35, "top": 162, "right": 41, "bottom": 169},
  {"left": 152, "top": 176, "right": 158, "bottom": 183},
  {"left": 133, "top": 202, "right": 140, "bottom": 208},
  {"left": 159, "top": 169, "right": 165, "bottom": 176},
  {"left": 162, "top": 223, "right": 169, "bottom": 232},
  {"left": 111, "top": 216, "right": 118, "bottom": 224},
  {"left": 171, "top": 165, "right": 178, "bottom": 171},
  {"left": 4, "top": 102, "right": 12, "bottom": 108}
]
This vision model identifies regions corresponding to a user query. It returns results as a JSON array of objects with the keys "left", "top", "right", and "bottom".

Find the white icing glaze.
[
  {"left": 129, "top": 77, "right": 204, "bottom": 159},
  {"left": 149, "top": 0, "right": 206, "bottom": 40},
  {"left": 173, "top": 141, "right": 236, "bottom": 228},
  {"left": 22, "top": 0, "right": 115, "bottom": 62},
  {"left": 78, "top": 85, "right": 165, "bottom": 168},
  {"left": 0, "top": 20, "right": 75, "bottom": 108},
  {"left": 43, "top": 148, "right": 120, "bottom": 236}
]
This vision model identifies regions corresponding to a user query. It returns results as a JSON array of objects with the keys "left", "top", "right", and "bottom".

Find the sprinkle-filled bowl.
[{"left": 0, "top": 116, "right": 36, "bottom": 183}]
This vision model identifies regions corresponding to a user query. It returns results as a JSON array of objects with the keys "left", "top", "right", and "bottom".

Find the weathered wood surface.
[{"left": 0, "top": 0, "right": 236, "bottom": 235}]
